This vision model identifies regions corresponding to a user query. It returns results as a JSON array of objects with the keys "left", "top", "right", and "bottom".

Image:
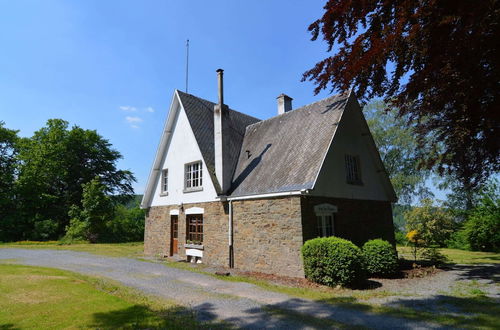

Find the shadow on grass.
[
  {"left": 0, "top": 324, "right": 18, "bottom": 330},
  {"left": 91, "top": 304, "right": 228, "bottom": 329},
  {"left": 317, "top": 294, "right": 500, "bottom": 329}
]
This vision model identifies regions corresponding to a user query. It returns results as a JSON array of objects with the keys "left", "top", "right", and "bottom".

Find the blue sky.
[{"left": 0, "top": 0, "right": 446, "bottom": 200}]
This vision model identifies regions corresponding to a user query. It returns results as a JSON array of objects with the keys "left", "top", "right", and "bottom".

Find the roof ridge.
[
  {"left": 176, "top": 89, "right": 260, "bottom": 122},
  {"left": 244, "top": 91, "right": 349, "bottom": 130}
]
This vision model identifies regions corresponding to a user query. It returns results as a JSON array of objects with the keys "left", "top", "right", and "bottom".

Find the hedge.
[
  {"left": 362, "top": 239, "right": 398, "bottom": 276},
  {"left": 301, "top": 236, "right": 365, "bottom": 286}
]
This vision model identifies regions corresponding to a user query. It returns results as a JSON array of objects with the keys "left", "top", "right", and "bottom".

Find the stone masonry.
[
  {"left": 144, "top": 201, "right": 229, "bottom": 267},
  {"left": 232, "top": 196, "right": 305, "bottom": 277},
  {"left": 144, "top": 195, "right": 395, "bottom": 278},
  {"left": 301, "top": 196, "right": 395, "bottom": 246}
]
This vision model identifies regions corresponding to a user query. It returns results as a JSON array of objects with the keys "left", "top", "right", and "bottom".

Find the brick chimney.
[
  {"left": 214, "top": 69, "right": 231, "bottom": 195},
  {"left": 277, "top": 93, "right": 293, "bottom": 115}
]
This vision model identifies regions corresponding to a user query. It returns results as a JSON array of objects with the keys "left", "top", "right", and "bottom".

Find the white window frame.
[
  {"left": 160, "top": 169, "right": 168, "bottom": 195},
  {"left": 184, "top": 161, "right": 203, "bottom": 192},
  {"left": 316, "top": 214, "right": 335, "bottom": 237},
  {"left": 345, "top": 154, "right": 362, "bottom": 185},
  {"left": 314, "top": 204, "right": 338, "bottom": 238}
]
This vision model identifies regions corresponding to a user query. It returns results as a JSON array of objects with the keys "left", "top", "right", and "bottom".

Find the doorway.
[{"left": 170, "top": 215, "right": 178, "bottom": 256}]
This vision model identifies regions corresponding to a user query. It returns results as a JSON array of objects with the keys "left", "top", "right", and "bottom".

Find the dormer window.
[
  {"left": 345, "top": 154, "right": 362, "bottom": 185},
  {"left": 161, "top": 169, "right": 168, "bottom": 195},
  {"left": 184, "top": 161, "right": 203, "bottom": 192}
]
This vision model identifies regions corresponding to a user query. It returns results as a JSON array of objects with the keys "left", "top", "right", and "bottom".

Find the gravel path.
[
  {"left": 366, "top": 263, "right": 499, "bottom": 311},
  {"left": 1, "top": 248, "right": 448, "bottom": 329}
]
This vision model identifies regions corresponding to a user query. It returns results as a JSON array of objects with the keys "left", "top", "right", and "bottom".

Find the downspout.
[{"left": 228, "top": 200, "right": 234, "bottom": 268}]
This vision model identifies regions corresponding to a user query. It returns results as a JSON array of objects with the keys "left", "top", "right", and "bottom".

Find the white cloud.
[
  {"left": 130, "top": 124, "right": 140, "bottom": 129},
  {"left": 119, "top": 106, "right": 137, "bottom": 112},
  {"left": 125, "top": 116, "right": 143, "bottom": 123},
  {"left": 145, "top": 106, "right": 155, "bottom": 113}
]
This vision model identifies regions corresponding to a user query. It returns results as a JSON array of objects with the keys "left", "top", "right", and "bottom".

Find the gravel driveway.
[{"left": 0, "top": 248, "right": 464, "bottom": 329}]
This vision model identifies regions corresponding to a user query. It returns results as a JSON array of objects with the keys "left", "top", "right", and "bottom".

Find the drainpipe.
[{"left": 228, "top": 200, "right": 234, "bottom": 268}]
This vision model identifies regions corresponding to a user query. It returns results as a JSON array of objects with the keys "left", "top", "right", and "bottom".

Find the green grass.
[
  {"left": 0, "top": 263, "right": 227, "bottom": 329},
  {"left": 397, "top": 246, "right": 500, "bottom": 264},
  {"left": 0, "top": 241, "right": 144, "bottom": 258},
  {"left": 2, "top": 242, "right": 499, "bottom": 328}
]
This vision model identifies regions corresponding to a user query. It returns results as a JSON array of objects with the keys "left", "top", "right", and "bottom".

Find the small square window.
[
  {"left": 345, "top": 154, "right": 362, "bottom": 184},
  {"left": 161, "top": 169, "right": 168, "bottom": 194}
]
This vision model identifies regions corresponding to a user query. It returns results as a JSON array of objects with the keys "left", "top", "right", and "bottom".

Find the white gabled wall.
[
  {"left": 150, "top": 102, "right": 218, "bottom": 206},
  {"left": 313, "top": 98, "right": 396, "bottom": 202}
]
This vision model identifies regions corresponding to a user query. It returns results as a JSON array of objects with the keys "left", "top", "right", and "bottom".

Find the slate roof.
[
  {"left": 229, "top": 92, "right": 350, "bottom": 197},
  {"left": 177, "top": 90, "right": 260, "bottom": 191}
]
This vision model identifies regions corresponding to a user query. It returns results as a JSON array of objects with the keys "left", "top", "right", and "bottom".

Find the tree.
[
  {"left": 0, "top": 122, "right": 22, "bottom": 241},
  {"left": 364, "top": 100, "right": 432, "bottom": 204},
  {"left": 463, "top": 180, "right": 500, "bottom": 252},
  {"left": 405, "top": 199, "right": 454, "bottom": 247},
  {"left": 65, "top": 178, "right": 115, "bottom": 243},
  {"left": 303, "top": 1, "right": 500, "bottom": 192},
  {"left": 16, "top": 119, "right": 135, "bottom": 239}
]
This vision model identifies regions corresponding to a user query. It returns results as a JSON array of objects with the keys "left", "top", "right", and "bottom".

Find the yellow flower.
[{"left": 406, "top": 230, "right": 419, "bottom": 243}]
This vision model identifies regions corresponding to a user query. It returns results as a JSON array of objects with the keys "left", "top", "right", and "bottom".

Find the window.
[
  {"left": 345, "top": 154, "right": 362, "bottom": 184},
  {"left": 161, "top": 169, "right": 168, "bottom": 194},
  {"left": 185, "top": 161, "right": 203, "bottom": 190},
  {"left": 317, "top": 214, "right": 335, "bottom": 237},
  {"left": 186, "top": 214, "right": 203, "bottom": 244}
]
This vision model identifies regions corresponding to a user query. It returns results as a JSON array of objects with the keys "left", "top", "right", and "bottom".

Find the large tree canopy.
[
  {"left": 303, "top": 0, "right": 500, "bottom": 190},
  {"left": 15, "top": 119, "right": 135, "bottom": 239},
  {"left": 0, "top": 122, "right": 20, "bottom": 241},
  {"left": 364, "top": 101, "right": 432, "bottom": 204}
]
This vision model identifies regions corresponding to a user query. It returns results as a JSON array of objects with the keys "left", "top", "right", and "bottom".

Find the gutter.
[
  {"left": 226, "top": 189, "right": 308, "bottom": 201},
  {"left": 228, "top": 200, "right": 234, "bottom": 268}
]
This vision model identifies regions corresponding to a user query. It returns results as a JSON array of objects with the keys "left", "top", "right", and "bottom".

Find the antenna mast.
[{"left": 185, "top": 39, "right": 189, "bottom": 93}]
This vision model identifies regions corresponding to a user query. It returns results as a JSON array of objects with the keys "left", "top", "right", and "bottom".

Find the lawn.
[
  {"left": 1, "top": 243, "right": 499, "bottom": 329},
  {"left": 397, "top": 246, "right": 500, "bottom": 264},
  {"left": 3, "top": 241, "right": 498, "bottom": 264},
  {"left": 0, "top": 241, "right": 144, "bottom": 258},
  {"left": 0, "top": 263, "right": 225, "bottom": 329}
]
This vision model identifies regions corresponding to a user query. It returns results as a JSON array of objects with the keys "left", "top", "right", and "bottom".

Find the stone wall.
[
  {"left": 144, "top": 205, "right": 172, "bottom": 257},
  {"left": 144, "top": 195, "right": 394, "bottom": 278},
  {"left": 144, "top": 201, "right": 229, "bottom": 267},
  {"left": 232, "top": 196, "right": 305, "bottom": 277},
  {"left": 300, "top": 196, "right": 395, "bottom": 246}
]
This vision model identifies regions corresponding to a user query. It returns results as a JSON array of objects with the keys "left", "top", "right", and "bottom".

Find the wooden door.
[{"left": 170, "top": 215, "right": 178, "bottom": 256}]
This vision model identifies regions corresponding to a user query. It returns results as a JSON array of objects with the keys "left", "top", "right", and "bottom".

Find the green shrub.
[
  {"left": 395, "top": 230, "right": 407, "bottom": 246},
  {"left": 362, "top": 239, "right": 398, "bottom": 276},
  {"left": 301, "top": 237, "right": 365, "bottom": 287},
  {"left": 463, "top": 183, "right": 500, "bottom": 252},
  {"left": 445, "top": 229, "right": 470, "bottom": 250}
]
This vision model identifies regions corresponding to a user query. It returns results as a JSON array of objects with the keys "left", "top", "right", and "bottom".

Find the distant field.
[
  {"left": 397, "top": 246, "right": 500, "bottom": 264},
  {"left": 0, "top": 263, "right": 209, "bottom": 329},
  {"left": 0, "top": 241, "right": 144, "bottom": 258}
]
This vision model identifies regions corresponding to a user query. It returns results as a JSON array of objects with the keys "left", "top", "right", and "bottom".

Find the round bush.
[
  {"left": 301, "top": 237, "right": 365, "bottom": 287},
  {"left": 362, "top": 239, "right": 398, "bottom": 276}
]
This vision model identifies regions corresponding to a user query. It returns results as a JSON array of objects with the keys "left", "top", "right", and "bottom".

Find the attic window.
[
  {"left": 345, "top": 154, "right": 362, "bottom": 185},
  {"left": 184, "top": 161, "right": 203, "bottom": 192},
  {"left": 161, "top": 169, "right": 168, "bottom": 194}
]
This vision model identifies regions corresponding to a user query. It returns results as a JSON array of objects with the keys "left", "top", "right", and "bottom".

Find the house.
[{"left": 141, "top": 69, "right": 396, "bottom": 278}]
